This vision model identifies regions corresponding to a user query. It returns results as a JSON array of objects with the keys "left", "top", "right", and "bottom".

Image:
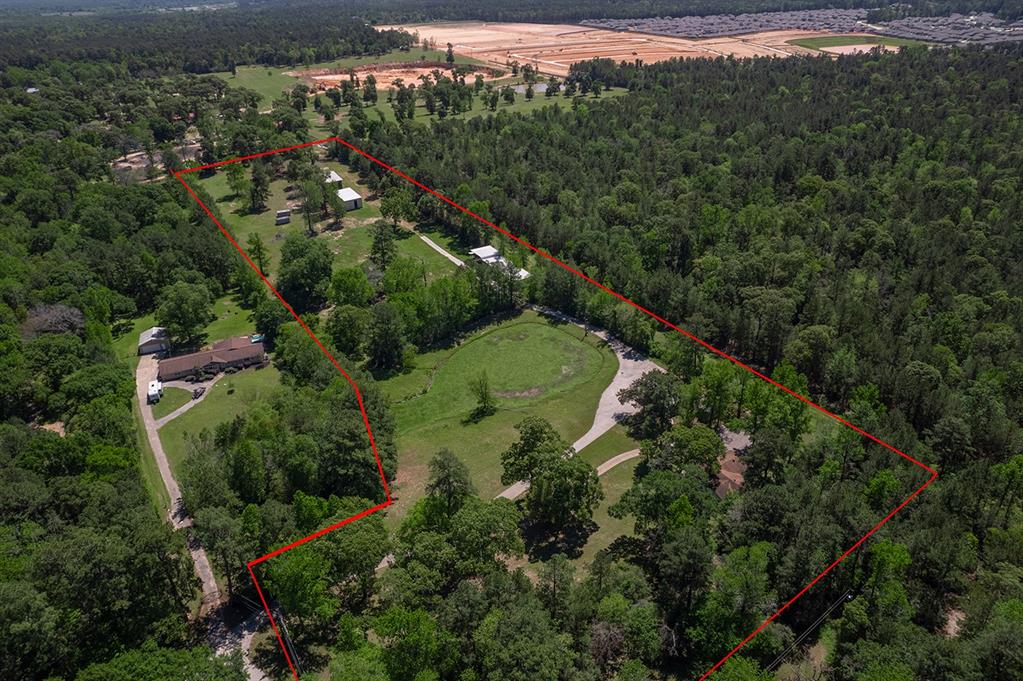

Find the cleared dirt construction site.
[
  {"left": 286, "top": 60, "right": 505, "bottom": 91},
  {"left": 387, "top": 21, "right": 883, "bottom": 76}
]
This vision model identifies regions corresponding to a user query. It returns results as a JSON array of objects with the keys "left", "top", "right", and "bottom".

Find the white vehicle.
[{"left": 146, "top": 380, "right": 164, "bottom": 404}]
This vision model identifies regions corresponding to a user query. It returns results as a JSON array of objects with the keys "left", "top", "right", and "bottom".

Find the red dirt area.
[
  {"left": 382, "top": 22, "right": 867, "bottom": 76},
  {"left": 286, "top": 61, "right": 504, "bottom": 92}
]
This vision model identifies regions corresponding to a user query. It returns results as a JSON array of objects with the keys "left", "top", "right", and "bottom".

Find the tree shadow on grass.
[
  {"left": 461, "top": 405, "right": 497, "bottom": 426},
  {"left": 521, "top": 517, "right": 598, "bottom": 562}
]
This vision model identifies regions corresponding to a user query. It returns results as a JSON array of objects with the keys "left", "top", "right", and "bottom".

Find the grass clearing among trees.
[
  {"left": 788, "top": 34, "right": 929, "bottom": 50},
  {"left": 381, "top": 310, "right": 618, "bottom": 527},
  {"left": 573, "top": 457, "right": 639, "bottom": 567}
]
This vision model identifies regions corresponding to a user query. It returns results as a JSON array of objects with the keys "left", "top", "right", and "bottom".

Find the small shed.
[
  {"left": 324, "top": 169, "right": 343, "bottom": 184},
  {"left": 470, "top": 245, "right": 502, "bottom": 263},
  {"left": 337, "top": 187, "right": 363, "bottom": 211},
  {"left": 275, "top": 209, "right": 291, "bottom": 225},
  {"left": 470, "top": 245, "right": 530, "bottom": 279},
  {"left": 138, "top": 326, "right": 170, "bottom": 355}
]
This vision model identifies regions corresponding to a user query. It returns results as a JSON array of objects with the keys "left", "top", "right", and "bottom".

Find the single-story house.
[
  {"left": 275, "top": 209, "right": 291, "bottom": 225},
  {"left": 469, "top": 245, "right": 530, "bottom": 280},
  {"left": 138, "top": 326, "right": 171, "bottom": 355},
  {"left": 157, "top": 336, "right": 266, "bottom": 381},
  {"left": 337, "top": 187, "right": 363, "bottom": 211},
  {"left": 324, "top": 169, "right": 343, "bottom": 184}
]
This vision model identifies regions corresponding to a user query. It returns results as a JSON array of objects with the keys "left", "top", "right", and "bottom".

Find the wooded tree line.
[
  {"left": 0, "top": 54, "right": 261, "bottom": 680},
  {"left": 3, "top": 0, "right": 1019, "bottom": 77},
  {"left": 0, "top": 3, "right": 412, "bottom": 74},
  {"left": 335, "top": 43, "right": 1023, "bottom": 678}
]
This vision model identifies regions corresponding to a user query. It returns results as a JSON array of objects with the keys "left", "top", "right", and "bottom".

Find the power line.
[{"left": 766, "top": 589, "right": 853, "bottom": 672}]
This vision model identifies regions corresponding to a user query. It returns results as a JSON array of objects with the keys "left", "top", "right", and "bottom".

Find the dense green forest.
[
  {"left": 334, "top": 43, "right": 1023, "bottom": 679},
  {"left": 3, "top": 4, "right": 1023, "bottom": 680},
  {"left": 0, "top": 49, "right": 278, "bottom": 681},
  {"left": 0, "top": 4, "right": 413, "bottom": 73}
]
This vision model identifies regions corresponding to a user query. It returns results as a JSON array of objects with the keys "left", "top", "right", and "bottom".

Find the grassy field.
[
  {"left": 193, "top": 159, "right": 456, "bottom": 284},
  {"left": 381, "top": 309, "right": 618, "bottom": 527},
  {"left": 789, "top": 35, "right": 929, "bottom": 50},
  {"left": 158, "top": 365, "right": 281, "bottom": 474},
  {"left": 213, "top": 48, "right": 483, "bottom": 106},
  {"left": 193, "top": 171, "right": 301, "bottom": 274},
  {"left": 151, "top": 387, "right": 193, "bottom": 420},
  {"left": 205, "top": 294, "right": 256, "bottom": 342},
  {"left": 576, "top": 424, "right": 639, "bottom": 468}
]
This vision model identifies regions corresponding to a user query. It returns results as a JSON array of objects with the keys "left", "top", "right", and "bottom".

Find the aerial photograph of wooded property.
[{"left": 2, "top": 0, "right": 1022, "bottom": 679}]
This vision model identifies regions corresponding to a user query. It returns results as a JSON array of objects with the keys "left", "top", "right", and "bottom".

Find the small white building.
[
  {"left": 275, "top": 208, "right": 291, "bottom": 225},
  {"left": 470, "top": 245, "right": 502, "bottom": 263},
  {"left": 470, "top": 245, "right": 530, "bottom": 280},
  {"left": 324, "top": 169, "right": 343, "bottom": 184},
  {"left": 337, "top": 187, "right": 363, "bottom": 211},
  {"left": 138, "top": 326, "right": 170, "bottom": 355},
  {"left": 146, "top": 380, "right": 164, "bottom": 404}
]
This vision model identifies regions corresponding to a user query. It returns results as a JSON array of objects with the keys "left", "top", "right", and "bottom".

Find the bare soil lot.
[
  {"left": 385, "top": 22, "right": 876, "bottom": 76},
  {"left": 286, "top": 60, "right": 504, "bottom": 92}
]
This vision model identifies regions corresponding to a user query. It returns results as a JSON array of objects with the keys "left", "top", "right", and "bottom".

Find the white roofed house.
[
  {"left": 470, "top": 245, "right": 530, "bottom": 280},
  {"left": 337, "top": 187, "right": 363, "bottom": 211}
]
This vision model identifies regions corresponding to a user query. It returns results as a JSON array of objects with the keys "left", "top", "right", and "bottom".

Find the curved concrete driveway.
[
  {"left": 497, "top": 306, "right": 660, "bottom": 500},
  {"left": 534, "top": 306, "right": 662, "bottom": 453}
]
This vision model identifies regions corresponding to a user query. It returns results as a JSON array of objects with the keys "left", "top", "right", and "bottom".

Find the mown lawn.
[
  {"left": 789, "top": 35, "right": 929, "bottom": 50},
  {"left": 159, "top": 365, "right": 281, "bottom": 474},
  {"left": 151, "top": 387, "right": 193, "bottom": 420},
  {"left": 380, "top": 309, "right": 619, "bottom": 527},
  {"left": 576, "top": 424, "right": 640, "bottom": 466},
  {"left": 205, "top": 294, "right": 256, "bottom": 343},
  {"left": 111, "top": 313, "right": 157, "bottom": 368}
]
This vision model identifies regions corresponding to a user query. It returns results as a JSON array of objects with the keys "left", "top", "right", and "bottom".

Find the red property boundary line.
[{"left": 175, "top": 136, "right": 938, "bottom": 681}]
